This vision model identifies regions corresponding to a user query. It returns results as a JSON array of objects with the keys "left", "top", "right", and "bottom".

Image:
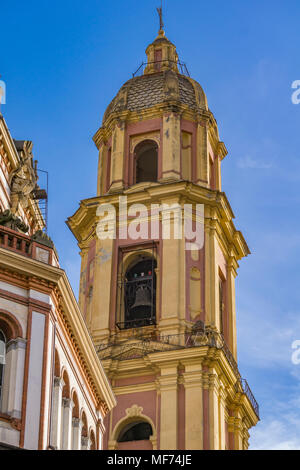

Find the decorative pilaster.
[
  {"left": 158, "top": 365, "right": 178, "bottom": 449},
  {"left": 61, "top": 398, "right": 74, "bottom": 450},
  {"left": 109, "top": 121, "right": 126, "bottom": 193},
  {"left": 227, "top": 255, "right": 238, "bottom": 360},
  {"left": 161, "top": 113, "right": 181, "bottom": 182},
  {"left": 219, "top": 384, "right": 227, "bottom": 450},
  {"left": 72, "top": 417, "right": 82, "bottom": 450},
  {"left": 91, "top": 237, "right": 114, "bottom": 343},
  {"left": 228, "top": 409, "right": 244, "bottom": 450},
  {"left": 205, "top": 213, "right": 219, "bottom": 329},
  {"left": 160, "top": 198, "right": 186, "bottom": 334},
  {"left": 97, "top": 144, "right": 108, "bottom": 196},
  {"left": 182, "top": 361, "right": 203, "bottom": 449},
  {"left": 50, "top": 377, "right": 64, "bottom": 450},
  {"left": 196, "top": 120, "right": 209, "bottom": 185},
  {"left": 208, "top": 371, "right": 220, "bottom": 450}
]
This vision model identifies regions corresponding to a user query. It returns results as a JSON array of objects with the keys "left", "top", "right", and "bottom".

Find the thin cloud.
[
  {"left": 250, "top": 418, "right": 300, "bottom": 450},
  {"left": 237, "top": 155, "right": 273, "bottom": 169}
]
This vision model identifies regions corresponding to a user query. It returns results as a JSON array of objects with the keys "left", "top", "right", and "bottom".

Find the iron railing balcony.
[
  {"left": 98, "top": 327, "right": 259, "bottom": 419},
  {"left": 116, "top": 317, "right": 156, "bottom": 330}
]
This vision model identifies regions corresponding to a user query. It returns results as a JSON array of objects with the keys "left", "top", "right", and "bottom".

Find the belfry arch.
[
  {"left": 134, "top": 140, "right": 158, "bottom": 184},
  {"left": 116, "top": 247, "right": 158, "bottom": 330}
]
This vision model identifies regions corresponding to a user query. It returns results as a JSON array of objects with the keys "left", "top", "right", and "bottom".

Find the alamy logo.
[
  {"left": 291, "top": 80, "right": 300, "bottom": 105},
  {"left": 0, "top": 81, "right": 6, "bottom": 105},
  {"left": 96, "top": 196, "right": 204, "bottom": 251},
  {"left": 291, "top": 340, "right": 300, "bottom": 364}
]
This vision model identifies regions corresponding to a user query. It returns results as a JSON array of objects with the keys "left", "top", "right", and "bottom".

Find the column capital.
[
  {"left": 157, "top": 374, "right": 178, "bottom": 391},
  {"left": 72, "top": 417, "right": 82, "bottom": 428},
  {"left": 182, "top": 370, "right": 203, "bottom": 389},
  {"left": 208, "top": 373, "right": 220, "bottom": 392},
  {"left": 6, "top": 337, "right": 27, "bottom": 352},
  {"left": 62, "top": 397, "right": 74, "bottom": 409},
  {"left": 54, "top": 376, "right": 65, "bottom": 390}
]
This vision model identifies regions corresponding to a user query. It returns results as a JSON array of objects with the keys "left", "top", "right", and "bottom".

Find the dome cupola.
[{"left": 93, "top": 11, "right": 226, "bottom": 197}]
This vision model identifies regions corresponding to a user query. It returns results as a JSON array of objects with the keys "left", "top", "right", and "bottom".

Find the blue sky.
[{"left": 1, "top": 0, "right": 300, "bottom": 449}]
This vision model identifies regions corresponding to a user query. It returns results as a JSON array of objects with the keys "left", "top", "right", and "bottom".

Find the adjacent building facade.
[
  {"left": 0, "top": 114, "right": 116, "bottom": 450},
  {"left": 68, "top": 28, "right": 260, "bottom": 450}
]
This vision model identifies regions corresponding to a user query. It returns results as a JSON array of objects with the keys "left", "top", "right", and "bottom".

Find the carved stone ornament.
[
  {"left": 125, "top": 404, "right": 143, "bottom": 418},
  {"left": 10, "top": 140, "right": 38, "bottom": 213},
  {"left": 0, "top": 209, "right": 29, "bottom": 233}
]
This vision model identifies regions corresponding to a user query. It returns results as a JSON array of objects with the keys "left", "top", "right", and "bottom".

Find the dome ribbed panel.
[
  {"left": 127, "top": 74, "right": 165, "bottom": 111},
  {"left": 178, "top": 76, "right": 197, "bottom": 110},
  {"left": 102, "top": 72, "right": 203, "bottom": 123}
]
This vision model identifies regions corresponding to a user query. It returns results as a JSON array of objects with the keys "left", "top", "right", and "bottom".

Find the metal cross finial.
[{"left": 156, "top": 2, "right": 164, "bottom": 31}]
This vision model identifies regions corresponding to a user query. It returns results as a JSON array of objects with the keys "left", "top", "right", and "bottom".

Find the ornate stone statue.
[{"left": 9, "top": 140, "right": 38, "bottom": 213}]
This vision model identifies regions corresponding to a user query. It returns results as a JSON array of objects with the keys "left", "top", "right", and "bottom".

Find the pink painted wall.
[
  {"left": 111, "top": 390, "right": 157, "bottom": 433},
  {"left": 114, "top": 375, "right": 156, "bottom": 387}
]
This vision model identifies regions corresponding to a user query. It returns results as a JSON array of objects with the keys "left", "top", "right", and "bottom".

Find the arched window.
[
  {"left": 135, "top": 140, "right": 158, "bottom": 184},
  {"left": 0, "top": 330, "right": 6, "bottom": 404},
  {"left": 0, "top": 312, "right": 24, "bottom": 417},
  {"left": 118, "top": 421, "right": 153, "bottom": 443},
  {"left": 123, "top": 258, "right": 156, "bottom": 329}
]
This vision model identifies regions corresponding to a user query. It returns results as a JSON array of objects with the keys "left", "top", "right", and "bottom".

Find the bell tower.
[{"left": 67, "top": 19, "right": 259, "bottom": 450}]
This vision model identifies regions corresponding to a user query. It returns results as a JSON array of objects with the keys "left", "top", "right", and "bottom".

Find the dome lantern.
[{"left": 144, "top": 29, "right": 179, "bottom": 75}]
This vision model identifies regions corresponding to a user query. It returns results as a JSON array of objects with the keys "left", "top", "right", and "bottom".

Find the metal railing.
[
  {"left": 236, "top": 378, "right": 260, "bottom": 418},
  {"left": 133, "top": 60, "right": 190, "bottom": 77},
  {"left": 116, "top": 317, "right": 156, "bottom": 330},
  {"left": 97, "top": 327, "right": 259, "bottom": 418}
]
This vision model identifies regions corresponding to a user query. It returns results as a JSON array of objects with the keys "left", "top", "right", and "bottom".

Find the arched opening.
[
  {"left": 0, "top": 310, "right": 23, "bottom": 340},
  {"left": 117, "top": 421, "right": 153, "bottom": 442},
  {"left": 0, "top": 313, "right": 24, "bottom": 415},
  {"left": 0, "top": 330, "right": 6, "bottom": 404},
  {"left": 62, "top": 370, "right": 70, "bottom": 399},
  {"left": 81, "top": 411, "right": 88, "bottom": 438},
  {"left": 123, "top": 257, "right": 157, "bottom": 329},
  {"left": 54, "top": 349, "right": 61, "bottom": 378},
  {"left": 135, "top": 140, "right": 158, "bottom": 184},
  {"left": 80, "top": 410, "right": 89, "bottom": 449},
  {"left": 72, "top": 391, "right": 79, "bottom": 420}
]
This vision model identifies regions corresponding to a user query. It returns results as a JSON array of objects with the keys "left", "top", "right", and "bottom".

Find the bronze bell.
[{"left": 130, "top": 285, "right": 152, "bottom": 318}]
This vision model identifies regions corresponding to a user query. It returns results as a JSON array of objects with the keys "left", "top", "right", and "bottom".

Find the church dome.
[{"left": 102, "top": 30, "right": 208, "bottom": 124}]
